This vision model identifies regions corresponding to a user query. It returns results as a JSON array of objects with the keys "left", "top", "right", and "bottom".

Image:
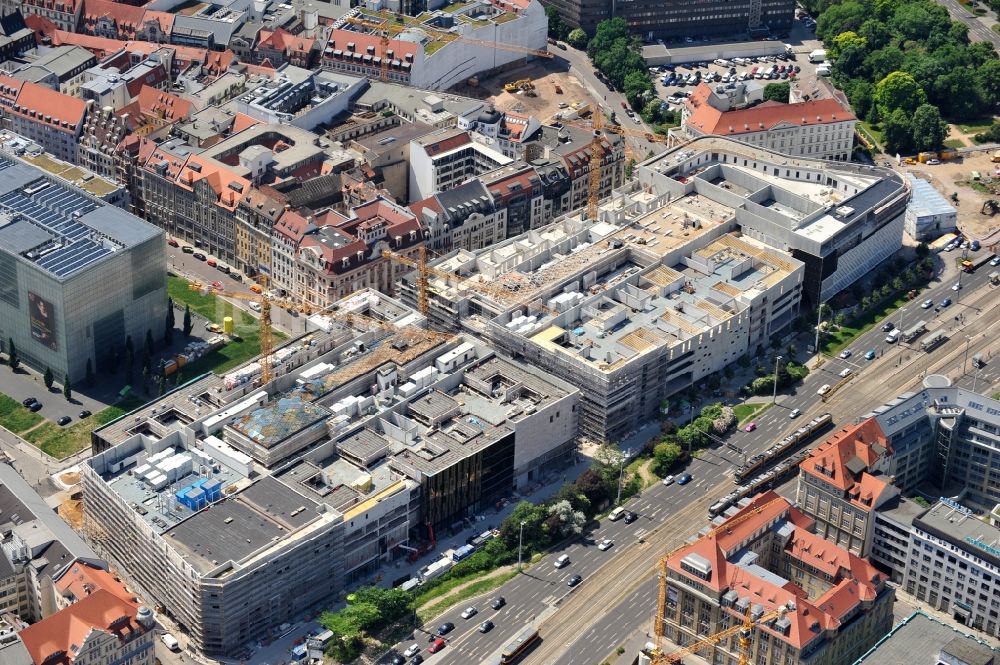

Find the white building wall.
[{"left": 820, "top": 212, "right": 904, "bottom": 302}]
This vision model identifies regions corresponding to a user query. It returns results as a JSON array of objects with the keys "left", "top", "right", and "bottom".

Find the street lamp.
[
  {"left": 963, "top": 336, "right": 972, "bottom": 375},
  {"left": 517, "top": 521, "right": 526, "bottom": 572},
  {"left": 615, "top": 448, "right": 631, "bottom": 505},
  {"left": 814, "top": 302, "right": 825, "bottom": 355},
  {"left": 973, "top": 364, "right": 983, "bottom": 393},
  {"left": 772, "top": 355, "right": 783, "bottom": 404}
]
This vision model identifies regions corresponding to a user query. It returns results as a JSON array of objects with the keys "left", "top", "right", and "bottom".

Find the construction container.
[{"left": 223, "top": 316, "right": 234, "bottom": 335}]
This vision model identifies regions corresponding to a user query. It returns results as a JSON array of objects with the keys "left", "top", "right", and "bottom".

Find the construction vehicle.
[
  {"left": 503, "top": 79, "right": 534, "bottom": 93},
  {"left": 650, "top": 497, "right": 788, "bottom": 664},
  {"left": 554, "top": 84, "right": 562, "bottom": 94},
  {"left": 992, "top": 151, "right": 1000, "bottom": 163},
  {"left": 940, "top": 148, "right": 958, "bottom": 161},
  {"left": 983, "top": 199, "right": 999, "bottom": 215},
  {"left": 903, "top": 157, "right": 917, "bottom": 165}
]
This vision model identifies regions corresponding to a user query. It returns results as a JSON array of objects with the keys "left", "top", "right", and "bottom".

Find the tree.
[
  {"left": 6, "top": 338, "right": 17, "bottom": 371},
  {"left": 183, "top": 305, "right": 193, "bottom": 336},
  {"left": 762, "top": 82, "right": 790, "bottom": 103},
  {"left": 547, "top": 500, "right": 586, "bottom": 538},
  {"left": 567, "top": 27, "right": 588, "bottom": 48},
  {"left": 911, "top": 104, "right": 948, "bottom": 152},
  {"left": 865, "top": 48, "right": 905, "bottom": 83},
  {"left": 874, "top": 71, "right": 927, "bottom": 117},
  {"left": 622, "top": 70, "right": 653, "bottom": 109},
  {"left": 158, "top": 374, "right": 166, "bottom": 396},
  {"left": 43, "top": 367, "right": 53, "bottom": 390},
  {"left": 882, "top": 107, "right": 915, "bottom": 153},
  {"left": 975, "top": 59, "right": 1000, "bottom": 106},
  {"left": 830, "top": 30, "right": 867, "bottom": 59},
  {"left": 85, "top": 359, "right": 94, "bottom": 387},
  {"left": 652, "top": 441, "right": 682, "bottom": 476},
  {"left": 575, "top": 468, "right": 609, "bottom": 507},
  {"left": 545, "top": 5, "right": 568, "bottom": 41},
  {"left": 63, "top": 375, "right": 72, "bottom": 399},
  {"left": 625, "top": 158, "right": 636, "bottom": 179},
  {"left": 592, "top": 442, "right": 626, "bottom": 494},
  {"left": 933, "top": 69, "right": 983, "bottom": 119},
  {"left": 500, "top": 501, "right": 550, "bottom": 551},
  {"left": 858, "top": 19, "right": 892, "bottom": 50},
  {"left": 164, "top": 311, "right": 174, "bottom": 347}
]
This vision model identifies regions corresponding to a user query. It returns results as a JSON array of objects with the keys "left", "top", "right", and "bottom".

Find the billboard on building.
[{"left": 28, "top": 292, "right": 56, "bottom": 350}]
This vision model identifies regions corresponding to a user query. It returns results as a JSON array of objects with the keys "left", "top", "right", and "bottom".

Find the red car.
[
  {"left": 211, "top": 281, "right": 224, "bottom": 290},
  {"left": 745, "top": 421, "right": 757, "bottom": 432},
  {"left": 207, "top": 258, "right": 217, "bottom": 267},
  {"left": 428, "top": 639, "right": 446, "bottom": 654},
  {"left": 167, "top": 238, "right": 179, "bottom": 247}
]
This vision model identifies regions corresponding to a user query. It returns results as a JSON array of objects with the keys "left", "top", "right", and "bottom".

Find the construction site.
[{"left": 902, "top": 148, "right": 1000, "bottom": 241}]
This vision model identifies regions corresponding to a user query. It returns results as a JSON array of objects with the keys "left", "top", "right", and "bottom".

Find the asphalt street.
[
  {"left": 934, "top": 0, "right": 1000, "bottom": 46},
  {"left": 395, "top": 250, "right": 1000, "bottom": 665}
]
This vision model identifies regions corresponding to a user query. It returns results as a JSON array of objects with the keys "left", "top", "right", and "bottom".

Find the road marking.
[{"left": 634, "top": 528, "right": 648, "bottom": 538}]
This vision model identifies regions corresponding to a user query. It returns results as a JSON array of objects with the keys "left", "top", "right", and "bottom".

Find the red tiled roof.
[
  {"left": 799, "top": 419, "right": 891, "bottom": 509},
  {"left": 21, "top": 0, "right": 81, "bottom": 14},
  {"left": 421, "top": 130, "right": 471, "bottom": 157},
  {"left": 80, "top": 0, "right": 146, "bottom": 37},
  {"left": 232, "top": 112, "right": 259, "bottom": 135},
  {"left": 176, "top": 154, "right": 250, "bottom": 211},
  {"left": 324, "top": 29, "right": 417, "bottom": 63},
  {"left": 136, "top": 85, "right": 193, "bottom": 122},
  {"left": 409, "top": 195, "right": 443, "bottom": 222},
  {"left": 5, "top": 76, "right": 87, "bottom": 133},
  {"left": 142, "top": 10, "right": 174, "bottom": 34},
  {"left": 259, "top": 28, "right": 315, "bottom": 54},
  {"left": 684, "top": 83, "right": 855, "bottom": 136},
  {"left": 19, "top": 589, "right": 147, "bottom": 665},
  {"left": 124, "top": 63, "right": 167, "bottom": 98},
  {"left": 24, "top": 13, "right": 58, "bottom": 38},
  {"left": 55, "top": 562, "right": 135, "bottom": 605}
]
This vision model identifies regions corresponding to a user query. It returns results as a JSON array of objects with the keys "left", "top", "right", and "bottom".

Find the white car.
[
  {"left": 926, "top": 158, "right": 941, "bottom": 165},
  {"left": 990, "top": 255, "right": 1000, "bottom": 266},
  {"left": 598, "top": 538, "right": 614, "bottom": 551},
  {"left": 249, "top": 301, "right": 262, "bottom": 312},
  {"left": 952, "top": 282, "right": 962, "bottom": 291},
  {"left": 403, "top": 644, "right": 421, "bottom": 658},
  {"left": 838, "top": 367, "right": 853, "bottom": 378},
  {"left": 817, "top": 384, "right": 832, "bottom": 396},
  {"left": 460, "top": 606, "right": 478, "bottom": 619},
  {"left": 789, "top": 408, "right": 801, "bottom": 418},
  {"left": 662, "top": 475, "right": 675, "bottom": 486},
  {"left": 921, "top": 299, "right": 934, "bottom": 309}
]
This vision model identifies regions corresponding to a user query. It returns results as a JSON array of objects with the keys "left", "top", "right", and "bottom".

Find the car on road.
[
  {"left": 567, "top": 574, "right": 583, "bottom": 587},
  {"left": 79, "top": 410, "right": 91, "bottom": 419},
  {"left": 662, "top": 474, "right": 675, "bottom": 485},
  {"left": 22, "top": 397, "right": 37, "bottom": 407},
  {"left": 744, "top": 421, "right": 757, "bottom": 432},
  {"left": 839, "top": 368, "right": 853, "bottom": 378},
  {"left": 921, "top": 299, "right": 934, "bottom": 309},
  {"left": 57, "top": 416, "right": 71, "bottom": 426},
  {"left": 952, "top": 282, "right": 962, "bottom": 291},
  {"left": 941, "top": 297, "right": 952, "bottom": 307},
  {"left": 990, "top": 255, "right": 1000, "bottom": 266},
  {"left": 789, "top": 408, "right": 801, "bottom": 418},
  {"left": 460, "top": 607, "right": 477, "bottom": 619},
  {"left": 193, "top": 252, "right": 206, "bottom": 261},
  {"left": 28, "top": 401, "right": 42, "bottom": 412},
  {"left": 623, "top": 511, "right": 638, "bottom": 524},
  {"left": 403, "top": 644, "right": 420, "bottom": 658},
  {"left": 249, "top": 301, "right": 262, "bottom": 312},
  {"left": 491, "top": 596, "right": 505, "bottom": 610},
  {"left": 865, "top": 349, "right": 877, "bottom": 361},
  {"left": 882, "top": 322, "right": 895, "bottom": 332},
  {"left": 427, "top": 639, "right": 446, "bottom": 654},
  {"left": 211, "top": 280, "right": 223, "bottom": 290},
  {"left": 437, "top": 623, "right": 454, "bottom": 636},
  {"left": 817, "top": 384, "right": 831, "bottom": 396},
  {"left": 677, "top": 473, "right": 693, "bottom": 485},
  {"left": 181, "top": 245, "right": 194, "bottom": 254},
  {"left": 167, "top": 238, "right": 179, "bottom": 247},
  {"left": 391, "top": 654, "right": 406, "bottom": 665},
  {"left": 839, "top": 349, "right": 853, "bottom": 359},
  {"left": 409, "top": 656, "right": 423, "bottom": 665},
  {"left": 598, "top": 538, "right": 614, "bottom": 551},
  {"left": 479, "top": 620, "right": 494, "bottom": 633}
]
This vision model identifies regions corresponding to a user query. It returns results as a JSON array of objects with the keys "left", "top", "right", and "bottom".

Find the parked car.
[
  {"left": 460, "top": 607, "right": 477, "bottom": 619},
  {"left": 206, "top": 258, "right": 217, "bottom": 267},
  {"left": 167, "top": 238, "right": 179, "bottom": 247},
  {"left": 427, "top": 639, "right": 446, "bottom": 654},
  {"left": 491, "top": 597, "right": 506, "bottom": 610},
  {"left": 57, "top": 416, "right": 71, "bottom": 426},
  {"left": 598, "top": 538, "right": 614, "bottom": 551},
  {"left": 193, "top": 252, "right": 206, "bottom": 261},
  {"left": 21, "top": 397, "right": 37, "bottom": 407},
  {"left": 79, "top": 410, "right": 91, "bottom": 419},
  {"left": 567, "top": 574, "right": 583, "bottom": 587},
  {"left": 28, "top": 402, "right": 42, "bottom": 412},
  {"left": 744, "top": 421, "right": 757, "bottom": 432},
  {"left": 662, "top": 475, "right": 675, "bottom": 486},
  {"left": 181, "top": 245, "right": 194, "bottom": 254},
  {"left": 409, "top": 656, "right": 423, "bottom": 665},
  {"left": 479, "top": 620, "right": 494, "bottom": 633},
  {"left": 677, "top": 473, "right": 693, "bottom": 485}
]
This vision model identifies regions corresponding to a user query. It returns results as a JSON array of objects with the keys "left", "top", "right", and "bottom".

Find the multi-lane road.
[
  {"left": 934, "top": 0, "right": 1000, "bottom": 47},
  {"left": 398, "top": 254, "right": 999, "bottom": 665}
]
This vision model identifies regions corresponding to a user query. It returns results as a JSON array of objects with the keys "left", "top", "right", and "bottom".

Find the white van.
[
  {"left": 885, "top": 329, "right": 902, "bottom": 343},
  {"left": 609, "top": 506, "right": 626, "bottom": 521},
  {"left": 554, "top": 554, "right": 570, "bottom": 568},
  {"left": 161, "top": 634, "right": 180, "bottom": 652}
]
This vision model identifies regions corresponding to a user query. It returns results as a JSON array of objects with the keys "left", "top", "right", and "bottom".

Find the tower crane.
[
  {"left": 586, "top": 111, "right": 604, "bottom": 221},
  {"left": 381, "top": 248, "right": 557, "bottom": 316},
  {"left": 653, "top": 605, "right": 788, "bottom": 664},
  {"left": 651, "top": 496, "right": 788, "bottom": 660}
]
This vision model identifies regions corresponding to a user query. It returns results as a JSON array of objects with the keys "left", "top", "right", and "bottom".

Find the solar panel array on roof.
[{"left": 0, "top": 176, "right": 116, "bottom": 278}]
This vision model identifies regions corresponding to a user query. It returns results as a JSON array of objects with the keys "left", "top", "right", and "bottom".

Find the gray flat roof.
[
  {"left": 0, "top": 155, "right": 162, "bottom": 280},
  {"left": 853, "top": 611, "right": 999, "bottom": 663}
]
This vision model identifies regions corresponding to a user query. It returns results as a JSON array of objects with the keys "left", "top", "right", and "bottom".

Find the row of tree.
[
  {"left": 586, "top": 18, "right": 655, "bottom": 111},
  {"left": 808, "top": 0, "right": 1000, "bottom": 153}
]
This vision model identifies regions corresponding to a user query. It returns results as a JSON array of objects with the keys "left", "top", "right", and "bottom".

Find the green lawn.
[
  {"left": 858, "top": 121, "right": 884, "bottom": 149},
  {"left": 13, "top": 394, "right": 151, "bottom": 459},
  {"left": 821, "top": 293, "right": 914, "bottom": 355},
  {"left": 0, "top": 394, "right": 43, "bottom": 433},
  {"left": 734, "top": 402, "right": 773, "bottom": 425},
  {"left": 417, "top": 571, "right": 518, "bottom": 623},
  {"left": 167, "top": 276, "right": 286, "bottom": 376},
  {"left": 957, "top": 119, "right": 996, "bottom": 134},
  {"left": 943, "top": 138, "right": 966, "bottom": 149}
]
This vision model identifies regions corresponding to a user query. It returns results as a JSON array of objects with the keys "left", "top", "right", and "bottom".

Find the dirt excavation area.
[
  {"left": 905, "top": 149, "right": 1000, "bottom": 241},
  {"left": 450, "top": 60, "right": 592, "bottom": 123}
]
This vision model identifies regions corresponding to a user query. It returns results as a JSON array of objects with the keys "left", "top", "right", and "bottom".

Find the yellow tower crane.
[
  {"left": 653, "top": 605, "right": 788, "bottom": 664},
  {"left": 586, "top": 111, "right": 604, "bottom": 221}
]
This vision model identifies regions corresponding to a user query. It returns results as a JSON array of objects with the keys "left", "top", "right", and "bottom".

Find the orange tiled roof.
[
  {"left": 324, "top": 29, "right": 417, "bottom": 63},
  {"left": 685, "top": 82, "right": 855, "bottom": 136},
  {"left": 799, "top": 419, "right": 891, "bottom": 509},
  {"left": 55, "top": 562, "right": 135, "bottom": 605},
  {"left": 136, "top": 86, "right": 193, "bottom": 122},
  {"left": 4, "top": 75, "right": 87, "bottom": 133},
  {"left": 80, "top": 0, "right": 146, "bottom": 37},
  {"left": 19, "top": 589, "right": 147, "bottom": 665}
]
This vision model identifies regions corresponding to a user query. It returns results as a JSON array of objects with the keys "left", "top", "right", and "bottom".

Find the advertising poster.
[{"left": 28, "top": 291, "right": 56, "bottom": 351}]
